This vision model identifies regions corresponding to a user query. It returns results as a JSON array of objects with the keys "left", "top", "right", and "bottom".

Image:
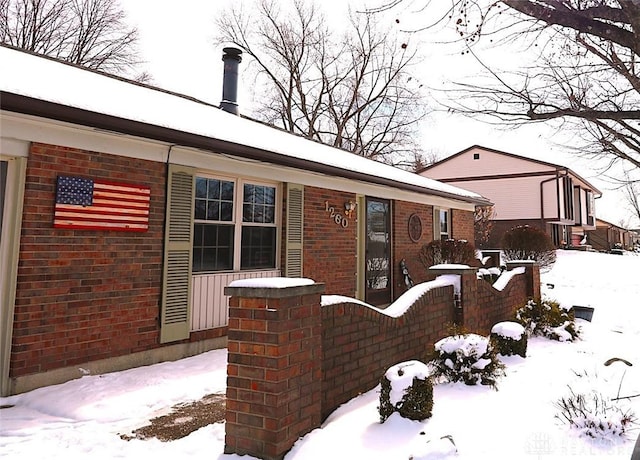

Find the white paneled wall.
[{"left": 190, "top": 270, "right": 281, "bottom": 331}]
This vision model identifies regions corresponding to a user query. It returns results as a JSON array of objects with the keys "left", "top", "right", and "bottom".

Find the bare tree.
[
  {"left": 622, "top": 171, "right": 640, "bottom": 225},
  {"left": 370, "top": 1, "right": 640, "bottom": 176},
  {"left": 216, "top": 0, "right": 428, "bottom": 165},
  {"left": 1, "top": 0, "right": 140, "bottom": 75}
]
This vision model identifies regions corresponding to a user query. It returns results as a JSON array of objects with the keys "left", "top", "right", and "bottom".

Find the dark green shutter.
[
  {"left": 285, "top": 184, "right": 304, "bottom": 277},
  {"left": 160, "top": 165, "right": 195, "bottom": 343}
]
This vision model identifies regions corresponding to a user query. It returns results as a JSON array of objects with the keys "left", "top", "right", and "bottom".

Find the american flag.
[{"left": 54, "top": 176, "right": 150, "bottom": 232}]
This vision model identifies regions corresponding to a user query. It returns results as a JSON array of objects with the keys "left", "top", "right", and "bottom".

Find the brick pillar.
[
  {"left": 428, "top": 266, "right": 478, "bottom": 330},
  {"left": 506, "top": 261, "right": 541, "bottom": 300},
  {"left": 223, "top": 280, "right": 325, "bottom": 460}
]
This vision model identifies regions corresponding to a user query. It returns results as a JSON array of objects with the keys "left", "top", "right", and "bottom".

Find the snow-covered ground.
[{"left": 1, "top": 250, "right": 639, "bottom": 459}]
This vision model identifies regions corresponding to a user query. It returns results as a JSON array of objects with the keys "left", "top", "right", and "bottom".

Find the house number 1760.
[{"left": 325, "top": 201, "right": 349, "bottom": 228}]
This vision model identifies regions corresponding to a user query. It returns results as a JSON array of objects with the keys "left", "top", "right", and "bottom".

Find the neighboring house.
[
  {"left": 588, "top": 218, "right": 636, "bottom": 252},
  {"left": 0, "top": 45, "right": 490, "bottom": 396},
  {"left": 419, "top": 145, "right": 602, "bottom": 248}
]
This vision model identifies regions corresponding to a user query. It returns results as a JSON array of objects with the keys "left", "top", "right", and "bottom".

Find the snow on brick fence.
[{"left": 223, "top": 263, "right": 540, "bottom": 460}]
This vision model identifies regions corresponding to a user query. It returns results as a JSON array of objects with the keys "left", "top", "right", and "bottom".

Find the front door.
[{"left": 365, "top": 197, "right": 392, "bottom": 306}]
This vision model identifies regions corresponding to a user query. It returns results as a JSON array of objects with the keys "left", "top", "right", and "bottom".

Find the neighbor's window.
[{"left": 193, "top": 176, "right": 278, "bottom": 272}]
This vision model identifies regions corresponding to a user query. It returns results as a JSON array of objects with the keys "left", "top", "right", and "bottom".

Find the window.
[
  {"left": 473, "top": 153, "right": 480, "bottom": 160},
  {"left": 562, "top": 176, "right": 574, "bottom": 220},
  {"left": 193, "top": 176, "right": 277, "bottom": 272},
  {"left": 434, "top": 208, "right": 450, "bottom": 240},
  {"left": 241, "top": 184, "right": 276, "bottom": 269}
]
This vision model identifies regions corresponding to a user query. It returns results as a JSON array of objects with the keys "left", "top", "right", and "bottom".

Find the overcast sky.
[{"left": 122, "top": 0, "right": 638, "bottom": 228}]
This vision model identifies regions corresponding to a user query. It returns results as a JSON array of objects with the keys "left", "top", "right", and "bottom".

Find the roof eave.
[{"left": 1, "top": 91, "right": 491, "bottom": 206}]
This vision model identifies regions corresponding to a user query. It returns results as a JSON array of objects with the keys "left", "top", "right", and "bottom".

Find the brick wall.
[
  {"left": 302, "top": 186, "right": 357, "bottom": 296},
  {"left": 225, "top": 263, "right": 540, "bottom": 459},
  {"left": 392, "top": 200, "right": 434, "bottom": 297},
  {"left": 11, "top": 143, "right": 227, "bottom": 379},
  {"left": 320, "top": 285, "right": 454, "bottom": 420},
  {"left": 224, "top": 284, "right": 324, "bottom": 460},
  {"left": 452, "top": 208, "right": 475, "bottom": 242}
]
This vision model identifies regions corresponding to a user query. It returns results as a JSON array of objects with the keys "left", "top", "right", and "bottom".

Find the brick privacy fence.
[{"left": 224, "top": 263, "right": 540, "bottom": 460}]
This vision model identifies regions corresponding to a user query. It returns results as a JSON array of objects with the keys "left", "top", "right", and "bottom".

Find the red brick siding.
[
  {"left": 11, "top": 143, "right": 227, "bottom": 379},
  {"left": 302, "top": 186, "right": 357, "bottom": 296},
  {"left": 452, "top": 208, "right": 475, "bottom": 243},
  {"left": 392, "top": 201, "right": 434, "bottom": 297}
]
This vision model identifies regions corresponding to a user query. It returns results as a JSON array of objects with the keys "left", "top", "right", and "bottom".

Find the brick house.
[
  {"left": 419, "top": 145, "right": 602, "bottom": 248},
  {"left": 0, "top": 45, "right": 491, "bottom": 396}
]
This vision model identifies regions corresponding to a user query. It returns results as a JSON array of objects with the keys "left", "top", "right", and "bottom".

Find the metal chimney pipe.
[{"left": 220, "top": 47, "right": 242, "bottom": 115}]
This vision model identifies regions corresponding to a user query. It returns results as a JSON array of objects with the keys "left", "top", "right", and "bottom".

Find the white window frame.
[
  {"left": 434, "top": 207, "right": 450, "bottom": 240},
  {"left": 193, "top": 173, "right": 281, "bottom": 273}
]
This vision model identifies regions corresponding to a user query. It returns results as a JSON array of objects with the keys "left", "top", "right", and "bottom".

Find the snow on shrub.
[
  {"left": 555, "top": 362, "right": 638, "bottom": 442},
  {"left": 555, "top": 386, "right": 637, "bottom": 441},
  {"left": 429, "top": 333, "right": 505, "bottom": 389},
  {"left": 515, "top": 297, "right": 580, "bottom": 341},
  {"left": 490, "top": 321, "right": 527, "bottom": 358},
  {"left": 477, "top": 266, "right": 503, "bottom": 283},
  {"left": 379, "top": 360, "right": 434, "bottom": 423}
]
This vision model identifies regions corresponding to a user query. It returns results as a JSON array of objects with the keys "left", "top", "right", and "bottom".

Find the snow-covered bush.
[
  {"left": 429, "top": 334, "right": 505, "bottom": 389},
  {"left": 555, "top": 386, "right": 637, "bottom": 441},
  {"left": 379, "top": 360, "right": 433, "bottom": 423},
  {"left": 477, "top": 266, "right": 503, "bottom": 283},
  {"left": 515, "top": 297, "right": 580, "bottom": 341},
  {"left": 490, "top": 321, "right": 527, "bottom": 358}
]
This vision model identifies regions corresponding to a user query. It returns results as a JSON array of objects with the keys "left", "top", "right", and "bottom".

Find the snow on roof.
[{"left": 0, "top": 45, "right": 487, "bottom": 204}]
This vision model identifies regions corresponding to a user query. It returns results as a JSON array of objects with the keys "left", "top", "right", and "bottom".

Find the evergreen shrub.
[
  {"left": 429, "top": 333, "right": 505, "bottom": 389},
  {"left": 379, "top": 361, "right": 433, "bottom": 423},
  {"left": 490, "top": 321, "right": 527, "bottom": 357},
  {"left": 516, "top": 297, "right": 580, "bottom": 341}
]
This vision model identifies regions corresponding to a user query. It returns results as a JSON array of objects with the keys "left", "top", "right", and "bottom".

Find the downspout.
[{"left": 539, "top": 168, "right": 568, "bottom": 242}]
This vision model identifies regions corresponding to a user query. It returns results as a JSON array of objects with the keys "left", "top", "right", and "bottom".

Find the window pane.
[
  {"left": 193, "top": 223, "right": 234, "bottom": 272},
  {"left": 221, "top": 181, "right": 234, "bottom": 200},
  {"left": 195, "top": 199, "right": 206, "bottom": 220},
  {"left": 264, "top": 187, "right": 275, "bottom": 205},
  {"left": 195, "top": 177, "right": 207, "bottom": 198},
  {"left": 243, "top": 203, "right": 253, "bottom": 222},
  {"left": 220, "top": 201, "right": 233, "bottom": 221},
  {"left": 255, "top": 186, "right": 265, "bottom": 204},
  {"left": 208, "top": 179, "right": 220, "bottom": 199},
  {"left": 207, "top": 201, "right": 219, "bottom": 220},
  {"left": 195, "top": 177, "right": 234, "bottom": 223},
  {"left": 264, "top": 206, "right": 275, "bottom": 224},
  {"left": 440, "top": 210, "right": 448, "bottom": 234},
  {"left": 241, "top": 226, "right": 276, "bottom": 269},
  {"left": 254, "top": 205, "right": 264, "bottom": 223},
  {"left": 243, "top": 184, "right": 276, "bottom": 223},
  {"left": 244, "top": 184, "right": 254, "bottom": 203}
]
